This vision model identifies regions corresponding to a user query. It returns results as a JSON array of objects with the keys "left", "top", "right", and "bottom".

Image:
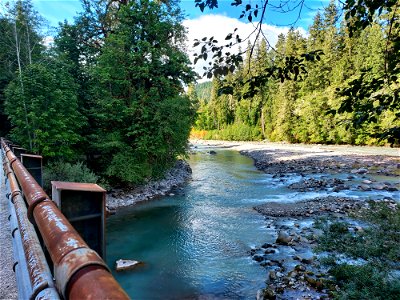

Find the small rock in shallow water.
[
  {"left": 301, "top": 257, "right": 314, "bottom": 264},
  {"left": 261, "top": 243, "right": 273, "bottom": 248},
  {"left": 351, "top": 168, "right": 368, "bottom": 174},
  {"left": 359, "top": 184, "right": 371, "bottom": 191},
  {"left": 387, "top": 187, "right": 398, "bottom": 192},
  {"left": 253, "top": 254, "right": 265, "bottom": 262},
  {"left": 257, "top": 288, "right": 276, "bottom": 300},
  {"left": 264, "top": 248, "right": 276, "bottom": 254},
  {"left": 372, "top": 183, "right": 387, "bottom": 190},
  {"left": 276, "top": 230, "right": 292, "bottom": 245},
  {"left": 269, "top": 270, "right": 277, "bottom": 281},
  {"left": 115, "top": 259, "right": 144, "bottom": 271}
]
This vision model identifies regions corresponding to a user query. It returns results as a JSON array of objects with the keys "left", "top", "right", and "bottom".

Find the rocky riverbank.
[
  {"left": 237, "top": 146, "right": 399, "bottom": 299},
  {"left": 106, "top": 159, "right": 192, "bottom": 209},
  {"left": 191, "top": 140, "right": 399, "bottom": 299}
]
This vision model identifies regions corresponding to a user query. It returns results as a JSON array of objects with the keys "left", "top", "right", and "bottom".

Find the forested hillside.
[
  {"left": 192, "top": 1, "right": 400, "bottom": 146},
  {"left": 0, "top": 0, "right": 196, "bottom": 185},
  {"left": 1, "top": 0, "right": 398, "bottom": 187}
]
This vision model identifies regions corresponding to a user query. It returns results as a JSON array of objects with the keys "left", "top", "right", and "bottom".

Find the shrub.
[
  {"left": 315, "top": 202, "right": 400, "bottom": 299},
  {"left": 43, "top": 161, "right": 99, "bottom": 192}
]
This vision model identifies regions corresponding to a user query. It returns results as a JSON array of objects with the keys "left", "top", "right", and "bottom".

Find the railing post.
[
  {"left": 52, "top": 181, "right": 107, "bottom": 259},
  {"left": 12, "top": 147, "right": 27, "bottom": 160},
  {"left": 21, "top": 154, "right": 43, "bottom": 188}
]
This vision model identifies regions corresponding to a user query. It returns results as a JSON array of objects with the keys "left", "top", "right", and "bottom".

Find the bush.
[
  {"left": 329, "top": 263, "right": 400, "bottom": 300},
  {"left": 43, "top": 161, "right": 99, "bottom": 192},
  {"left": 315, "top": 202, "right": 400, "bottom": 299}
]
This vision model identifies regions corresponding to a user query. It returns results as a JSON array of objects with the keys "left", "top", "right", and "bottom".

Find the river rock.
[
  {"left": 276, "top": 230, "right": 292, "bottom": 245},
  {"left": 354, "top": 226, "right": 363, "bottom": 232},
  {"left": 359, "top": 184, "right": 371, "bottom": 191},
  {"left": 261, "top": 243, "right": 273, "bottom": 248},
  {"left": 257, "top": 288, "right": 276, "bottom": 300},
  {"left": 265, "top": 248, "right": 276, "bottom": 254},
  {"left": 301, "top": 257, "right": 314, "bottom": 264},
  {"left": 372, "top": 183, "right": 387, "bottom": 190},
  {"left": 115, "top": 259, "right": 144, "bottom": 271},
  {"left": 387, "top": 187, "right": 398, "bottom": 192},
  {"left": 295, "top": 264, "right": 306, "bottom": 272},
  {"left": 351, "top": 168, "right": 368, "bottom": 174},
  {"left": 269, "top": 270, "right": 277, "bottom": 281},
  {"left": 208, "top": 150, "right": 217, "bottom": 155},
  {"left": 253, "top": 254, "right": 265, "bottom": 262}
]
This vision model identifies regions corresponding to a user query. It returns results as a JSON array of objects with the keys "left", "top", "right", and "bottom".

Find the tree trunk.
[{"left": 13, "top": 20, "right": 33, "bottom": 150}]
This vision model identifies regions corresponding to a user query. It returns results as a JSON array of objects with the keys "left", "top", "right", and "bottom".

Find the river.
[{"left": 106, "top": 145, "right": 399, "bottom": 299}]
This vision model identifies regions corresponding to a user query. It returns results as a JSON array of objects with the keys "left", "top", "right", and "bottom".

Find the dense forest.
[
  {"left": 0, "top": 0, "right": 399, "bottom": 187},
  {"left": 0, "top": 0, "right": 196, "bottom": 186},
  {"left": 192, "top": 1, "right": 400, "bottom": 146}
]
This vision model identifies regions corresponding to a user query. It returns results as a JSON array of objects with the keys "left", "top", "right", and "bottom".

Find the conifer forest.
[
  {"left": 192, "top": 1, "right": 399, "bottom": 146},
  {"left": 0, "top": 0, "right": 399, "bottom": 186}
]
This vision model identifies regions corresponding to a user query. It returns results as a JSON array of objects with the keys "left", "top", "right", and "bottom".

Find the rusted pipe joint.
[
  {"left": 9, "top": 156, "right": 17, "bottom": 166},
  {"left": 54, "top": 248, "right": 110, "bottom": 299},
  {"left": 29, "top": 281, "right": 49, "bottom": 300},
  {"left": 27, "top": 193, "right": 49, "bottom": 225}
]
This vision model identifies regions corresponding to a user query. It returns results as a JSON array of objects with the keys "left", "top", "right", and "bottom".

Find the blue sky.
[
  {"left": 31, "top": 0, "right": 332, "bottom": 76},
  {"left": 32, "top": 0, "right": 331, "bottom": 29}
]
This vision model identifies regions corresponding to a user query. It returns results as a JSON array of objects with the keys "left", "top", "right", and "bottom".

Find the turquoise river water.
[{"left": 106, "top": 146, "right": 399, "bottom": 299}]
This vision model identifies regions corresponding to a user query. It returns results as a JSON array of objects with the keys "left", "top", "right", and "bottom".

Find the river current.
[{"left": 106, "top": 146, "right": 399, "bottom": 299}]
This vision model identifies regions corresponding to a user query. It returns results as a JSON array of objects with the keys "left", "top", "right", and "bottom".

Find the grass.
[{"left": 314, "top": 201, "right": 400, "bottom": 299}]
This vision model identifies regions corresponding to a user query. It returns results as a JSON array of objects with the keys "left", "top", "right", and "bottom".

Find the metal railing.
[{"left": 1, "top": 138, "right": 129, "bottom": 300}]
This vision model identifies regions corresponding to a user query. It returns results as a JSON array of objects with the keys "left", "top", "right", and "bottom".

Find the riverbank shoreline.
[
  {"left": 106, "top": 159, "right": 192, "bottom": 210},
  {"left": 191, "top": 139, "right": 399, "bottom": 299},
  {"left": 190, "top": 139, "right": 400, "bottom": 157}
]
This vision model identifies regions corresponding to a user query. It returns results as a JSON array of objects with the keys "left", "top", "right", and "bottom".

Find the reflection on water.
[
  {"left": 107, "top": 149, "right": 271, "bottom": 299},
  {"left": 106, "top": 147, "right": 399, "bottom": 299}
]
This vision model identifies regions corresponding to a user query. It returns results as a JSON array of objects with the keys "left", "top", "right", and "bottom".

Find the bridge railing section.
[{"left": 1, "top": 138, "right": 129, "bottom": 300}]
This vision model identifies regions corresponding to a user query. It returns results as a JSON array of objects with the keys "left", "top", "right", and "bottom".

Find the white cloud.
[
  {"left": 42, "top": 36, "right": 54, "bottom": 48},
  {"left": 183, "top": 14, "right": 307, "bottom": 81}
]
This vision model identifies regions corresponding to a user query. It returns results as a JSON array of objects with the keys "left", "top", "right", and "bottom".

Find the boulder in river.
[
  {"left": 351, "top": 168, "right": 368, "bottom": 174},
  {"left": 372, "top": 183, "right": 387, "bottom": 190},
  {"left": 359, "top": 184, "right": 372, "bottom": 191},
  {"left": 115, "top": 259, "right": 144, "bottom": 271},
  {"left": 276, "top": 230, "right": 292, "bottom": 245}
]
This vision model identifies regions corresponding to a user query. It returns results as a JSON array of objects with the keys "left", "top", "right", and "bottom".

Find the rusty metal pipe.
[
  {"left": 1, "top": 139, "right": 129, "bottom": 300},
  {"left": 4, "top": 173, "right": 33, "bottom": 300},
  {"left": 3, "top": 158, "right": 60, "bottom": 300}
]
